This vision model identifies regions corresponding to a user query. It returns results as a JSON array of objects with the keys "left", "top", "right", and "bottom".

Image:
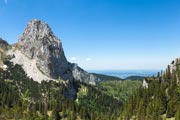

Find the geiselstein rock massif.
[
  {"left": 9, "top": 19, "right": 99, "bottom": 84},
  {"left": 0, "top": 20, "right": 124, "bottom": 120},
  {"left": 17, "top": 19, "right": 72, "bottom": 80},
  {"left": 1, "top": 19, "right": 100, "bottom": 99}
]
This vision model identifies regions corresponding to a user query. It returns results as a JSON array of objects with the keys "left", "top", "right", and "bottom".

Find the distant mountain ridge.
[
  {"left": 90, "top": 70, "right": 158, "bottom": 79},
  {"left": 92, "top": 73, "right": 122, "bottom": 81},
  {"left": 125, "top": 76, "right": 145, "bottom": 80}
]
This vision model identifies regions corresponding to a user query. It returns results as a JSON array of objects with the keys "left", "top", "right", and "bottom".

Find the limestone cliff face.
[
  {"left": 167, "top": 58, "right": 180, "bottom": 74},
  {"left": 15, "top": 19, "right": 99, "bottom": 85},
  {"left": 70, "top": 63, "right": 99, "bottom": 85},
  {"left": 17, "top": 19, "right": 71, "bottom": 80},
  {"left": 163, "top": 58, "right": 180, "bottom": 84}
]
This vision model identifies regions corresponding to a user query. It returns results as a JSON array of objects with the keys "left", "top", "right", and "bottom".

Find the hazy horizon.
[
  {"left": 0, "top": 0, "right": 180, "bottom": 70},
  {"left": 87, "top": 69, "right": 159, "bottom": 79}
]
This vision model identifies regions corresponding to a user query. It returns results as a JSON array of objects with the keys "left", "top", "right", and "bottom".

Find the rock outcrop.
[
  {"left": 166, "top": 58, "right": 180, "bottom": 74},
  {"left": 17, "top": 19, "right": 71, "bottom": 80},
  {"left": 10, "top": 50, "right": 53, "bottom": 83},
  {"left": 70, "top": 63, "right": 99, "bottom": 85},
  {"left": 8, "top": 19, "right": 99, "bottom": 85},
  {"left": 163, "top": 58, "right": 180, "bottom": 84}
]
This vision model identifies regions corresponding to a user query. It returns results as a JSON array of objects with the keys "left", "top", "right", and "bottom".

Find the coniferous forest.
[
  {"left": 0, "top": 55, "right": 180, "bottom": 120},
  {"left": 0, "top": 59, "right": 124, "bottom": 119},
  {"left": 122, "top": 64, "right": 180, "bottom": 120},
  {"left": 1, "top": 58, "right": 180, "bottom": 119}
]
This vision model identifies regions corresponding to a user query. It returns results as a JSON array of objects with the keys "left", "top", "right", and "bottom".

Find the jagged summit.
[
  {"left": 5, "top": 19, "right": 100, "bottom": 85},
  {"left": 17, "top": 19, "right": 69, "bottom": 79},
  {"left": 18, "top": 19, "right": 63, "bottom": 59},
  {"left": 19, "top": 19, "right": 54, "bottom": 40}
]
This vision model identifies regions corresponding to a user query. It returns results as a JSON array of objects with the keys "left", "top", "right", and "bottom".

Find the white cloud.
[
  {"left": 4, "top": 0, "right": 7, "bottom": 4},
  {"left": 70, "top": 57, "right": 77, "bottom": 61},
  {"left": 86, "top": 58, "right": 92, "bottom": 61}
]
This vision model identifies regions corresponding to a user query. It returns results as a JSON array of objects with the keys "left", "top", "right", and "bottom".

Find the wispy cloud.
[
  {"left": 86, "top": 58, "right": 92, "bottom": 61},
  {"left": 70, "top": 57, "right": 77, "bottom": 61},
  {"left": 4, "top": 0, "right": 8, "bottom": 4}
]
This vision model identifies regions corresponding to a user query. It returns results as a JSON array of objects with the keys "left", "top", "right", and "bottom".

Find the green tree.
[{"left": 175, "top": 109, "right": 180, "bottom": 120}]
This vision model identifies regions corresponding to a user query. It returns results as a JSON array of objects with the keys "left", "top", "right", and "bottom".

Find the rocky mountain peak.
[
  {"left": 21, "top": 19, "right": 53, "bottom": 39},
  {"left": 17, "top": 19, "right": 70, "bottom": 79},
  {"left": 17, "top": 19, "right": 61, "bottom": 57},
  {"left": 19, "top": 19, "right": 57, "bottom": 39},
  {"left": 8, "top": 19, "right": 99, "bottom": 85}
]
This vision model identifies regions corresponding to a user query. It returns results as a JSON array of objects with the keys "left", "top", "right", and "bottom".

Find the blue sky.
[{"left": 0, "top": 0, "right": 180, "bottom": 70}]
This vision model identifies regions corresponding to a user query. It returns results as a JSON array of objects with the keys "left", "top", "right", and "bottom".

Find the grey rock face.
[
  {"left": 17, "top": 19, "right": 99, "bottom": 85},
  {"left": 64, "top": 81, "right": 77, "bottom": 100},
  {"left": 163, "top": 58, "right": 180, "bottom": 84},
  {"left": 18, "top": 19, "right": 71, "bottom": 79},
  {"left": 70, "top": 63, "right": 100, "bottom": 85},
  {"left": 165, "top": 58, "right": 180, "bottom": 74}
]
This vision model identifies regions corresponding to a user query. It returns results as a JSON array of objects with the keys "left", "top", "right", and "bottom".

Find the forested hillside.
[
  {"left": 122, "top": 60, "right": 180, "bottom": 120},
  {"left": 98, "top": 80, "right": 142, "bottom": 103},
  {"left": 2, "top": 55, "right": 180, "bottom": 120},
  {"left": 0, "top": 59, "right": 124, "bottom": 119}
]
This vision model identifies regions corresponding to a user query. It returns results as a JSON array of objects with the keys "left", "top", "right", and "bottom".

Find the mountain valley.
[{"left": 0, "top": 19, "right": 180, "bottom": 120}]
